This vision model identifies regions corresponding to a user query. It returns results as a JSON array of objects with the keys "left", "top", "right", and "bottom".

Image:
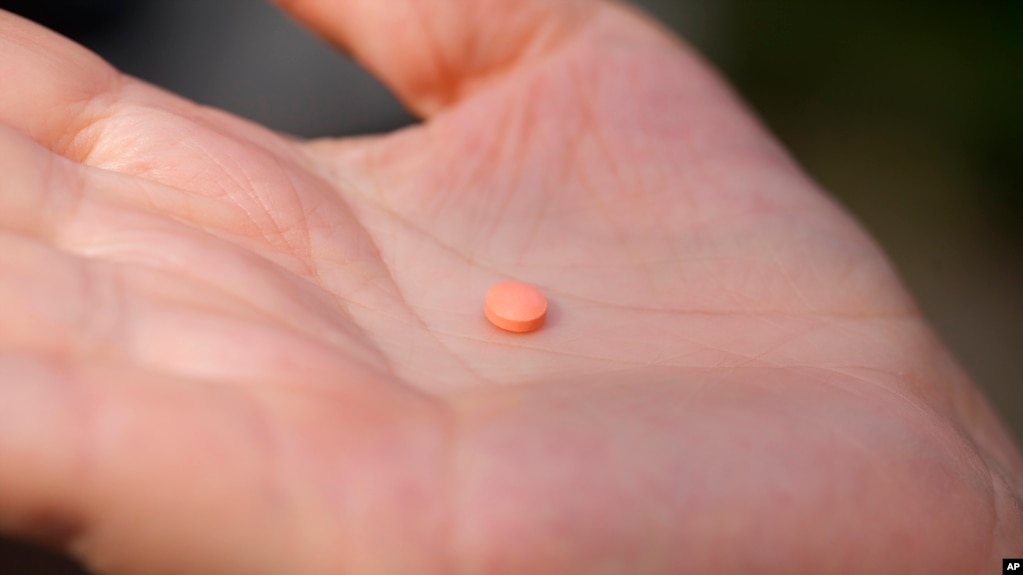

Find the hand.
[{"left": 0, "top": 1, "right": 1019, "bottom": 573}]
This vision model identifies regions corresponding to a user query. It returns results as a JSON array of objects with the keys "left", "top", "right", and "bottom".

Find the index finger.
[{"left": 0, "top": 9, "right": 120, "bottom": 155}]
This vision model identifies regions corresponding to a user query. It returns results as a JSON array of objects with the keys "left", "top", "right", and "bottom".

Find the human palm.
[{"left": 0, "top": 1, "right": 1019, "bottom": 574}]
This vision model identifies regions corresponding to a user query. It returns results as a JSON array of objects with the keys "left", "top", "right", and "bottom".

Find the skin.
[{"left": 0, "top": 0, "right": 1020, "bottom": 573}]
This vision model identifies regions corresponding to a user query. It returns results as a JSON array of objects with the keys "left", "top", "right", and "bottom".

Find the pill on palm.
[{"left": 484, "top": 281, "right": 547, "bottom": 333}]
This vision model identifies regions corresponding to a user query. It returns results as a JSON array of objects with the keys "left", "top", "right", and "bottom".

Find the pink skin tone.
[{"left": 0, "top": 1, "right": 1020, "bottom": 574}]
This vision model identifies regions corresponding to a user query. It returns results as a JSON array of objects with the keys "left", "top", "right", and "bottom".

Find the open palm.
[{"left": 0, "top": 1, "right": 1019, "bottom": 574}]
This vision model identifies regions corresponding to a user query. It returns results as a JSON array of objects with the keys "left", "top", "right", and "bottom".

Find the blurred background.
[{"left": 0, "top": 0, "right": 1019, "bottom": 572}]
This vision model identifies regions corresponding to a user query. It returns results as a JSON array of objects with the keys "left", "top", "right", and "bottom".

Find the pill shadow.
[{"left": 541, "top": 299, "right": 562, "bottom": 331}]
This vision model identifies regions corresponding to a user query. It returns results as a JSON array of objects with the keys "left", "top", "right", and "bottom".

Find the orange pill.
[{"left": 484, "top": 281, "right": 548, "bottom": 333}]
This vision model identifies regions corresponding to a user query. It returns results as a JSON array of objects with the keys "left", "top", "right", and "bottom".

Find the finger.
[
  {"left": 0, "top": 9, "right": 120, "bottom": 152},
  {"left": 0, "top": 10, "right": 215, "bottom": 161},
  {"left": 0, "top": 226, "right": 394, "bottom": 390},
  {"left": 0, "top": 355, "right": 91, "bottom": 548},
  {"left": 0, "top": 352, "right": 451, "bottom": 574},
  {"left": 0, "top": 11, "right": 405, "bottom": 313},
  {"left": 0, "top": 122, "right": 264, "bottom": 271},
  {"left": 0, "top": 123, "right": 75, "bottom": 239},
  {"left": 0, "top": 10, "right": 306, "bottom": 201},
  {"left": 274, "top": 0, "right": 605, "bottom": 117},
  {"left": 284, "top": 0, "right": 816, "bottom": 215},
  {"left": 0, "top": 356, "right": 304, "bottom": 573}
]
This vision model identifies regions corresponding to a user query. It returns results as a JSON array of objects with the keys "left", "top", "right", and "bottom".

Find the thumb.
[{"left": 273, "top": 0, "right": 603, "bottom": 117}]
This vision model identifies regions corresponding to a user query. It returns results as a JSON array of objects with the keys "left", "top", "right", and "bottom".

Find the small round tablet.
[{"left": 484, "top": 281, "right": 547, "bottom": 333}]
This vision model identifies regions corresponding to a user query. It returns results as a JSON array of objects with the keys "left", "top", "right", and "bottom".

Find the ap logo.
[{"left": 1005, "top": 559, "right": 1023, "bottom": 573}]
